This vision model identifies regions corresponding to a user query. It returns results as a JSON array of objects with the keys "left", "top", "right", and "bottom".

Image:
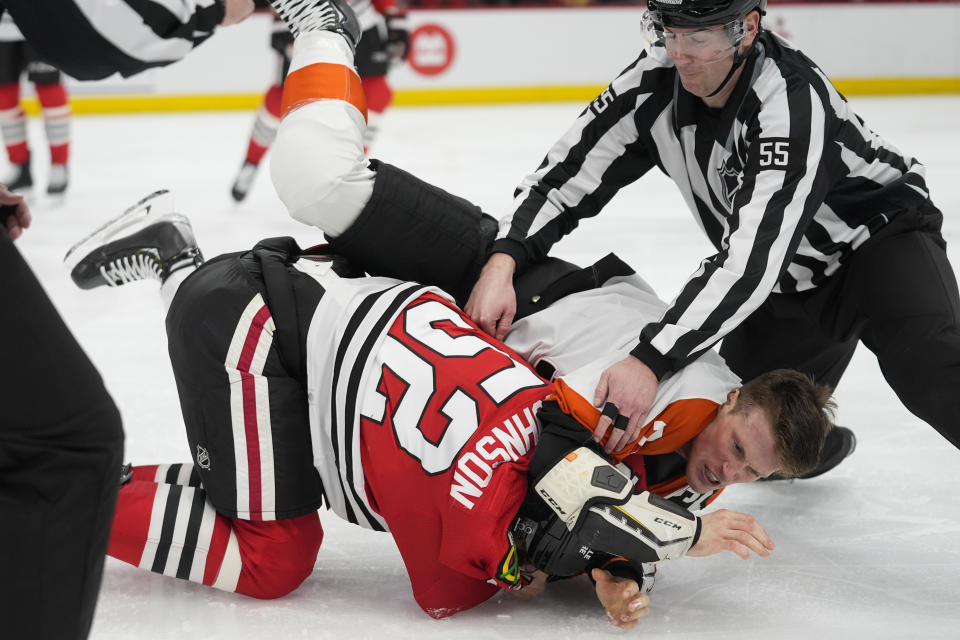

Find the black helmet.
[{"left": 646, "top": 0, "right": 766, "bottom": 29}]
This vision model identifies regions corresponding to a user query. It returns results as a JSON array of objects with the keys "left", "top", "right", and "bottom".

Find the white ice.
[{"left": 10, "top": 95, "right": 960, "bottom": 640}]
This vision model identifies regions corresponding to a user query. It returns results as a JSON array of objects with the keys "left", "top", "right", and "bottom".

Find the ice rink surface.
[{"left": 10, "top": 95, "right": 960, "bottom": 639}]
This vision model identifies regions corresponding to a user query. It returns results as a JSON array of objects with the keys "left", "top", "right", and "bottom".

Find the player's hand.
[
  {"left": 593, "top": 356, "right": 658, "bottom": 455},
  {"left": 0, "top": 185, "right": 31, "bottom": 241},
  {"left": 465, "top": 253, "right": 517, "bottom": 340},
  {"left": 591, "top": 568, "right": 650, "bottom": 630},
  {"left": 687, "top": 509, "right": 775, "bottom": 560},
  {"left": 222, "top": 0, "right": 255, "bottom": 26},
  {"left": 508, "top": 570, "right": 548, "bottom": 601},
  {"left": 383, "top": 7, "right": 410, "bottom": 62}
]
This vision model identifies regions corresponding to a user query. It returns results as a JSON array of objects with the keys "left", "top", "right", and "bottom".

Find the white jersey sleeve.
[
  {"left": 504, "top": 273, "right": 740, "bottom": 414},
  {"left": 296, "top": 258, "right": 452, "bottom": 529}
]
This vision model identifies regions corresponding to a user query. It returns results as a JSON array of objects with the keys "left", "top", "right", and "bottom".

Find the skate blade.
[{"left": 63, "top": 189, "right": 174, "bottom": 269}]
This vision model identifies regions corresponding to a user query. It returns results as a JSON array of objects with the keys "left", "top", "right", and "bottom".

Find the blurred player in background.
[
  {"left": 0, "top": 12, "right": 71, "bottom": 195},
  {"left": 230, "top": 0, "right": 408, "bottom": 202}
]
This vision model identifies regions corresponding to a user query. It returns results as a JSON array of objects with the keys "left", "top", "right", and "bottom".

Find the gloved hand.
[{"left": 383, "top": 7, "right": 410, "bottom": 62}]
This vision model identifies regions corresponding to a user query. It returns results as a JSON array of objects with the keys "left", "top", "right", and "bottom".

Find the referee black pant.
[
  {"left": 721, "top": 201, "right": 960, "bottom": 450},
  {"left": 0, "top": 233, "right": 125, "bottom": 640}
]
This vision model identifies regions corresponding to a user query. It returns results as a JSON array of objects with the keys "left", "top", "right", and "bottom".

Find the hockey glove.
[
  {"left": 534, "top": 446, "right": 701, "bottom": 563},
  {"left": 384, "top": 7, "right": 410, "bottom": 62}
]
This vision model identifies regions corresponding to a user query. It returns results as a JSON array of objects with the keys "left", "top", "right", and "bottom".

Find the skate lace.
[
  {"left": 273, "top": 0, "right": 339, "bottom": 36},
  {"left": 100, "top": 252, "right": 163, "bottom": 286}
]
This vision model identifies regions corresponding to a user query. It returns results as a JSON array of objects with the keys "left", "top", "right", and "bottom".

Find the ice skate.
[
  {"left": 4, "top": 161, "right": 32, "bottom": 194},
  {"left": 120, "top": 463, "right": 134, "bottom": 485},
  {"left": 269, "top": 0, "right": 360, "bottom": 49},
  {"left": 47, "top": 163, "right": 69, "bottom": 195},
  {"left": 64, "top": 189, "right": 203, "bottom": 289},
  {"left": 230, "top": 161, "right": 258, "bottom": 202}
]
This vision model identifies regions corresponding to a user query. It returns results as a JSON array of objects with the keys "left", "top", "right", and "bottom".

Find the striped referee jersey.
[
  {"left": 1, "top": 0, "right": 225, "bottom": 79},
  {"left": 493, "top": 30, "right": 934, "bottom": 379}
]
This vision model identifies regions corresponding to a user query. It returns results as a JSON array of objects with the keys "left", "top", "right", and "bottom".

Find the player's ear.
[{"left": 725, "top": 388, "right": 741, "bottom": 407}]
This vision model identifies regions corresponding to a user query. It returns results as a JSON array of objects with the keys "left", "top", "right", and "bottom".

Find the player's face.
[
  {"left": 663, "top": 25, "right": 738, "bottom": 98},
  {"left": 683, "top": 390, "right": 780, "bottom": 493}
]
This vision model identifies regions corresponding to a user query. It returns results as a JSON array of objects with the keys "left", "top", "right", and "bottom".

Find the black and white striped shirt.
[
  {"left": 0, "top": 0, "right": 225, "bottom": 79},
  {"left": 493, "top": 31, "right": 933, "bottom": 379}
]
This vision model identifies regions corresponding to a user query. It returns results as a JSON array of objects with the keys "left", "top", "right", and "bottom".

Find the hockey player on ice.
[
  {"left": 61, "top": 0, "right": 834, "bottom": 626},
  {"left": 65, "top": 188, "right": 831, "bottom": 627}
]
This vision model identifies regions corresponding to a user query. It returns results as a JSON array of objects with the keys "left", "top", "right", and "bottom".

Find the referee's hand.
[
  {"left": 0, "top": 185, "right": 30, "bottom": 241},
  {"left": 593, "top": 356, "right": 657, "bottom": 454},
  {"left": 465, "top": 253, "right": 517, "bottom": 341}
]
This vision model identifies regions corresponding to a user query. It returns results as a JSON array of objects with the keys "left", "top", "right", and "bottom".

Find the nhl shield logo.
[
  {"left": 718, "top": 154, "right": 743, "bottom": 208},
  {"left": 196, "top": 444, "right": 211, "bottom": 470}
]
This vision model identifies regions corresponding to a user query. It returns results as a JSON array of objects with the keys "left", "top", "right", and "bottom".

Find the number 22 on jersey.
[{"left": 363, "top": 296, "right": 552, "bottom": 477}]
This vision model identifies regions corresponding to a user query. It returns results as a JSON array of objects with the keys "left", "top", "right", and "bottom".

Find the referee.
[
  {"left": 467, "top": 0, "right": 960, "bottom": 473},
  {"left": 0, "top": 0, "right": 253, "bottom": 80}
]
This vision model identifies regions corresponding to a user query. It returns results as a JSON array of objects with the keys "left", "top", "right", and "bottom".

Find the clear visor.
[{"left": 641, "top": 11, "right": 744, "bottom": 65}]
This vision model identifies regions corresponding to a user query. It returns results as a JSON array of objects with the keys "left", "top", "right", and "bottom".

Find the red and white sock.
[
  {"left": 35, "top": 82, "right": 70, "bottom": 165},
  {"left": 109, "top": 465, "right": 324, "bottom": 599},
  {"left": 109, "top": 473, "right": 237, "bottom": 590},
  {"left": 360, "top": 74, "right": 393, "bottom": 153},
  {"left": 244, "top": 84, "right": 284, "bottom": 166},
  {"left": 0, "top": 83, "right": 28, "bottom": 165}
]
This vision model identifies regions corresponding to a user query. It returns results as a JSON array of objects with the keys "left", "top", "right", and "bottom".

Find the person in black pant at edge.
[
  {"left": 1, "top": 190, "right": 124, "bottom": 639},
  {"left": 0, "top": 1, "right": 255, "bottom": 638}
]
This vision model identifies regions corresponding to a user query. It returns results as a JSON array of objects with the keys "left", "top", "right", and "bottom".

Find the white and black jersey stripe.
[
  {"left": 140, "top": 482, "right": 241, "bottom": 591},
  {"left": 296, "top": 258, "right": 443, "bottom": 530},
  {"left": 493, "top": 31, "right": 933, "bottom": 378},
  {"left": 152, "top": 462, "right": 204, "bottom": 487},
  {"left": 2, "top": 0, "right": 225, "bottom": 79}
]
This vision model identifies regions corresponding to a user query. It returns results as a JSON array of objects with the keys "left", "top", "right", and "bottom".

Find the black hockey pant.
[
  {"left": 323, "top": 160, "right": 599, "bottom": 317},
  {"left": 326, "top": 160, "right": 498, "bottom": 307},
  {"left": 0, "top": 233, "right": 125, "bottom": 640},
  {"left": 721, "top": 201, "right": 960, "bottom": 450}
]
